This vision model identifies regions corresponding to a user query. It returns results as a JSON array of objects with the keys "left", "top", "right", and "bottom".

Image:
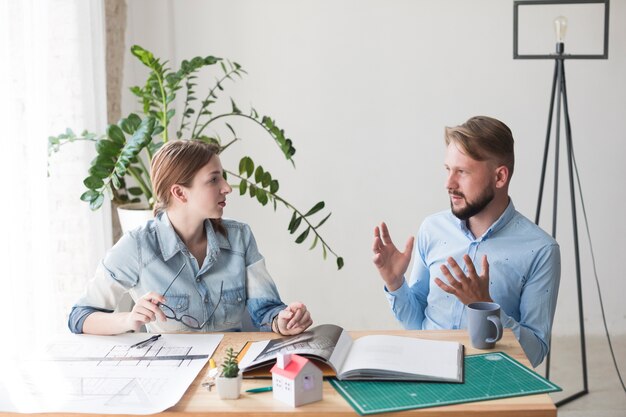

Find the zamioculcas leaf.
[
  {"left": 262, "top": 172, "right": 271, "bottom": 188},
  {"left": 239, "top": 180, "right": 247, "bottom": 195},
  {"left": 230, "top": 98, "right": 241, "bottom": 114},
  {"left": 254, "top": 166, "right": 264, "bottom": 184},
  {"left": 130, "top": 45, "right": 154, "bottom": 67},
  {"left": 241, "top": 157, "right": 254, "bottom": 177},
  {"left": 225, "top": 123, "right": 236, "bottom": 137},
  {"left": 84, "top": 175, "right": 104, "bottom": 189},
  {"left": 270, "top": 179, "right": 279, "bottom": 194},
  {"left": 288, "top": 211, "right": 297, "bottom": 231},
  {"left": 309, "top": 235, "right": 319, "bottom": 250},
  {"left": 120, "top": 113, "right": 142, "bottom": 134},
  {"left": 107, "top": 124, "right": 125, "bottom": 145},
  {"left": 95, "top": 139, "right": 118, "bottom": 157},
  {"left": 305, "top": 201, "right": 325, "bottom": 217},
  {"left": 290, "top": 216, "right": 302, "bottom": 234},
  {"left": 94, "top": 155, "right": 115, "bottom": 169},
  {"left": 315, "top": 212, "right": 332, "bottom": 228},
  {"left": 239, "top": 157, "right": 247, "bottom": 175},
  {"left": 89, "top": 194, "right": 105, "bottom": 210},
  {"left": 111, "top": 173, "right": 121, "bottom": 189},
  {"left": 256, "top": 190, "right": 268, "bottom": 205},
  {"left": 337, "top": 257, "right": 344, "bottom": 270},
  {"left": 80, "top": 190, "right": 100, "bottom": 202},
  {"left": 295, "top": 227, "right": 310, "bottom": 244},
  {"left": 129, "top": 86, "right": 142, "bottom": 98}
]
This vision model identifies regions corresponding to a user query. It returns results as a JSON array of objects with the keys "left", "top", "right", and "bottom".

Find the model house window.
[{"left": 303, "top": 375, "right": 315, "bottom": 391}]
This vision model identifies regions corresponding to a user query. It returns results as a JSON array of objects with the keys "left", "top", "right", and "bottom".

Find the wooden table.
[
  {"left": 5, "top": 329, "right": 556, "bottom": 416},
  {"left": 171, "top": 328, "right": 556, "bottom": 417}
]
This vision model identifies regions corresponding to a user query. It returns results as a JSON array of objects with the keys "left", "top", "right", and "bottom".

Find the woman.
[{"left": 68, "top": 140, "right": 312, "bottom": 336}]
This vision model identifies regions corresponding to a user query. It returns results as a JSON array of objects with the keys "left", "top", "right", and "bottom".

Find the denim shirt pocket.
[
  {"left": 165, "top": 294, "right": 189, "bottom": 310},
  {"left": 220, "top": 286, "right": 246, "bottom": 326},
  {"left": 158, "top": 294, "right": 192, "bottom": 331}
]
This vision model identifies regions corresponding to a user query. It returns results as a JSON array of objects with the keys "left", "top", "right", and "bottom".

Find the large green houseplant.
[{"left": 49, "top": 45, "right": 343, "bottom": 269}]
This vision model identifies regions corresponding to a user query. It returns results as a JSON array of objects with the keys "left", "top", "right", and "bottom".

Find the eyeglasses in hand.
[{"left": 158, "top": 263, "right": 223, "bottom": 330}]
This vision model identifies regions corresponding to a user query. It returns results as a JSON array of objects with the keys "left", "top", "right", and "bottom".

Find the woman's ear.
[
  {"left": 170, "top": 184, "right": 187, "bottom": 204},
  {"left": 495, "top": 165, "right": 509, "bottom": 189}
]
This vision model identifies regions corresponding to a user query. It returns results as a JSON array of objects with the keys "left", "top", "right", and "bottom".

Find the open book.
[{"left": 238, "top": 324, "right": 464, "bottom": 382}]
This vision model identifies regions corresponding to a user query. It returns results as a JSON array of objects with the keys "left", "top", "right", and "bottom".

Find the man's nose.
[{"left": 445, "top": 173, "right": 457, "bottom": 190}]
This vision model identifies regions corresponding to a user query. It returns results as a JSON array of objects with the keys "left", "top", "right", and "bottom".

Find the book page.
[
  {"left": 337, "top": 335, "right": 461, "bottom": 381},
  {"left": 239, "top": 324, "right": 346, "bottom": 372},
  {"left": 327, "top": 329, "right": 353, "bottom": 372}
]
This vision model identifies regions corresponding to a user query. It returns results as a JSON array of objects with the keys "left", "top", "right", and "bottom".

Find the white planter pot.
[
  {"left": 216, "top": 374, "right": 242, "bottom": 400},
  {"left": 117, "top": 203, "right": 153, "bottom": 234}
]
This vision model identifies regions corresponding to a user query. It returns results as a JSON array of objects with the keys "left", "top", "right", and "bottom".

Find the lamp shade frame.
[{"left": 513, "top": 0, "right": 610, "bottom": 60}]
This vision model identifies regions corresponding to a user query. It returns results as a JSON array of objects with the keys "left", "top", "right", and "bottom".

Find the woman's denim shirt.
[{"left": 68, "top": 213, "right": 286, "bottom": 333}]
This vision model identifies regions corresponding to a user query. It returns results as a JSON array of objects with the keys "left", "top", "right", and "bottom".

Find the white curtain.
[{"left": 0, "top": 0, "right": 111, "bottom": 352}]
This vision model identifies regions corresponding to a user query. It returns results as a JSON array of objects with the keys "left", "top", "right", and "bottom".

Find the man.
[{"left": 372, "top": 116, "right": 560, "bottom": 367}]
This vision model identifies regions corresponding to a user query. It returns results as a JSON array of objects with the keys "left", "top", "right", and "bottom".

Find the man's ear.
[
  {"left": 170, "top": 184, "right": 187, "bottom": 203},
  {"left": 495, "top": 165, "right": 509, "bottom": 189}
]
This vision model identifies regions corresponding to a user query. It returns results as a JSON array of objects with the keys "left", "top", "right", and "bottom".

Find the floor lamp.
[{"left": 513, "top": 0, "right": 610, "bottom": 408}]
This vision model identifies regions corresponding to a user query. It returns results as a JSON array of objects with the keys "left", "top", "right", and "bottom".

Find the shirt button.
[
  {"left": 204, "top": 297, "right": 209, "bottom": 303},
  {"left": 237, "top": 297, "right": 242, "bottom": 302},
  {"left": 196, "top": 278, "right": 201, "bottom": 283}
]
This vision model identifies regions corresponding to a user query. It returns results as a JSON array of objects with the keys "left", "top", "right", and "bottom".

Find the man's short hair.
[{"left": 445, "top": 116, "right": 515, "bottom": 178}]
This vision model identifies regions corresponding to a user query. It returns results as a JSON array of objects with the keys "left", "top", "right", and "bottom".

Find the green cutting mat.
[{"left": 329, "top": 352, "right": 561, "bottom": 415}]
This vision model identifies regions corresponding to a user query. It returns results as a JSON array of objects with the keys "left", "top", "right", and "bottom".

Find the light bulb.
[{"left": 554, "top": 16, "right": 568, "bottom": 42}]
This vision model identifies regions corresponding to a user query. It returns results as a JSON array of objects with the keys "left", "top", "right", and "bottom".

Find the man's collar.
[
  {"left": 456, "top": 199, "right": 516, "bottom": 240},
  {"left": 483, "top": 199, "right": 516, "bottom": 238}
]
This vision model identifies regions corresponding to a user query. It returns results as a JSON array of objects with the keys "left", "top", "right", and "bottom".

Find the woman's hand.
[
  {"left": 274, "top": 302, "right": 313, "bottom": 336},
  {"left": 125, "top": 292, "right": 168, "bottom": 332}
]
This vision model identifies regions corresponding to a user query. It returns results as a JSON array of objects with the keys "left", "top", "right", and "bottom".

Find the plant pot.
[
  {"left": 116, "top": 203, "right": 153, "bottom": 234},
  {"left": 216, "top": 374, "right": 242, "bottom": 400}
]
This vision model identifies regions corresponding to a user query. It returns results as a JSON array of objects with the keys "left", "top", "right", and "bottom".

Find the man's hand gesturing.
[{"left": 372, "top": 222, "right": 414, "bottom": 292}]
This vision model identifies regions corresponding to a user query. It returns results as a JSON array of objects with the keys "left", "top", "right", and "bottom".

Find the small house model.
[{"left": 270, "top": 352, "right": 323, "bottom": 407}]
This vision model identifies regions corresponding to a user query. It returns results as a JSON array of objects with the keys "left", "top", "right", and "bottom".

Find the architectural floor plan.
[{"left": 0, "top": 333, "right": 223, "bottom": 414}]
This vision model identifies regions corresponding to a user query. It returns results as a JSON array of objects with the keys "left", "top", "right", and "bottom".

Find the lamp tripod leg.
[
  {"left": 554, "top": 61, "right": 589, "bottom": 408},
  {"left": 538, "top": 59, "right": 561, "bottom": 382},
  {"left": 536, "top": 58, "right": 589, "bottom": 407}
]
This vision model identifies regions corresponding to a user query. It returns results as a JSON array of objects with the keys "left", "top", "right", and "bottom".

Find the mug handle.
[{"left": 486, "top": 315, "right": 503, "bottom": 343}]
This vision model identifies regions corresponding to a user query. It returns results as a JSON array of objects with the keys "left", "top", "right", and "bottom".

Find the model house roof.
[{"left": 270, "top": 354, "right": 311, "bottom": 380}]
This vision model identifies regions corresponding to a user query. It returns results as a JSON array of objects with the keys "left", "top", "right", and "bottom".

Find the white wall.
[{"left": 122, "top": 0, "right": 626, "bottom": 336}]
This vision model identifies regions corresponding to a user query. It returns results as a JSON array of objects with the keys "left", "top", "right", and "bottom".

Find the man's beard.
[{"left": 449, "top": 186, "right": 495, "bottom": 221}]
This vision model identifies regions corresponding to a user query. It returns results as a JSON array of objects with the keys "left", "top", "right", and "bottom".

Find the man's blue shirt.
[{"left": 385, "top": 201, "right": 560, "bottom": 367}]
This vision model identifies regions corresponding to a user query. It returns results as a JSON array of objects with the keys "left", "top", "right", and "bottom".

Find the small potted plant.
[{"left": 216, "top": 347, "right": 242, "bottom": 400}]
